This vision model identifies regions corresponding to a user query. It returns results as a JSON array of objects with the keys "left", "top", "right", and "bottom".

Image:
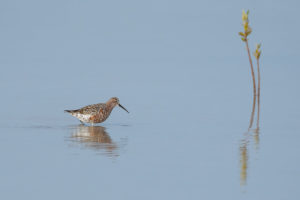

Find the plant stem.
[
  {"left": 245, "top": 40, "right": 257, "bottom": 97},
  {"left": 248, "top": 89, "right": 256, "bottom": 129},
  {"left": 256, "top": 59, "right": 261, "bottom": 128},
  {"left": 245, "top": 40, "right": 256, "bottom": 129}
]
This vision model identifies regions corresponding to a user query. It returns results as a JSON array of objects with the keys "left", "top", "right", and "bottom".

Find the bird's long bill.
[{"left": 119, "top": 104, "right": 129, "bottom": 113}]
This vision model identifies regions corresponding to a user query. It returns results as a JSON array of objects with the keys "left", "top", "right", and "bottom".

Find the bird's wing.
[{"left": 79, "top": 103, "right": 105, "bottom": 115}]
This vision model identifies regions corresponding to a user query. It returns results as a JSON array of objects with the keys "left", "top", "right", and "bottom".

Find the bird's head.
[{"left": 107, "top": 97, "right": 129, "bottom": 113}]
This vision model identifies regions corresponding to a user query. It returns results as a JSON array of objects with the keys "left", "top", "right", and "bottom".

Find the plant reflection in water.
[{"left": 239, "top": 93, "right": 261, "bottom": 186}]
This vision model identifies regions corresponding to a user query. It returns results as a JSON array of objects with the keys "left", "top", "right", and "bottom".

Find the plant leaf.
[{"left": 239, "top": 32, "right": 245, "bottom": 37}]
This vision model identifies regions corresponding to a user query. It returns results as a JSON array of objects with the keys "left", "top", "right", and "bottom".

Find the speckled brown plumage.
[{"left": 65, "top": 97, "right": 129, "bottom": 124}]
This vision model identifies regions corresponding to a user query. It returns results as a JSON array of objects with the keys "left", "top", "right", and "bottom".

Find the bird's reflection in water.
[{"left": 68, "top": 125, "right": 126, "bottom": 157}]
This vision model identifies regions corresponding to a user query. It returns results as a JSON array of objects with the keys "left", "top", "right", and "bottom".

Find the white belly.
[{"left": 72, "top": 113, "right": 91, "bottom": 122}]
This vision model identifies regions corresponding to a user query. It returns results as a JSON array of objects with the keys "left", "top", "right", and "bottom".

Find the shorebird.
[{"left": 65, "top": 97, "right": 129, "bottom": 125}]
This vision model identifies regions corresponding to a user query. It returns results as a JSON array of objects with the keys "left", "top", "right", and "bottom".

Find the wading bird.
[{"left": 65, "top": 97, "right": 129, "bottom": 125}]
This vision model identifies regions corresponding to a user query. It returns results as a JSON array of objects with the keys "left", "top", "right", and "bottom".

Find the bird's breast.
[{"left": 91, "top": 108, "right": 110, "bottom": 123}]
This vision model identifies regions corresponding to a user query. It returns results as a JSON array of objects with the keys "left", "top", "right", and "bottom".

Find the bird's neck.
[{"left": 105, "top": 104, "right": 115, "bottom": 114}]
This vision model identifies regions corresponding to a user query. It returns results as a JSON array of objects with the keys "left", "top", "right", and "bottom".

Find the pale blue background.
[{"left": 0, "top": 0, "right": 299, "bottom": 199}]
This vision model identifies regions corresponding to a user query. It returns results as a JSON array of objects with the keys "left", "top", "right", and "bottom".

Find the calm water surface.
[{"left": 1, "top": 0, "right": 300, "bottom": 199}]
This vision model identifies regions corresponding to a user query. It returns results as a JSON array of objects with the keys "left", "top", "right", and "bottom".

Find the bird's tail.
[{"left": 64, "top": 109, "right": 78, "bottom": 113}]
